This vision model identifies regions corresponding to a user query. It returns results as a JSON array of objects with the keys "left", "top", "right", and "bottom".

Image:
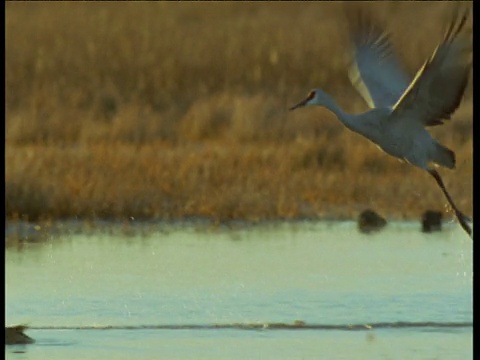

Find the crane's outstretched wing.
[
  {"left": 347, "top": 10, "right": 411, "bottom": 109},
  {"left": 391, "top": 7, "right": 471, "bottom": 127}
]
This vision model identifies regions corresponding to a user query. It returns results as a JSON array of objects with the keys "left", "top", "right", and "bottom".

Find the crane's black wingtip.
[
  {"left": 343, "top": 4, "right": 390, "bottom": 48},
  {"left": 445, "top": 3, "right": 471, "bottom": 41}
]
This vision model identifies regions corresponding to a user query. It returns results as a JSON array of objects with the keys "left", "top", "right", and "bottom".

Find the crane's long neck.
[
  {"left": 316, "top": 92, "right": 389, "bottom": 154},
  {"left": 316, "top": 92, "right": 357, "bottom": 130}
]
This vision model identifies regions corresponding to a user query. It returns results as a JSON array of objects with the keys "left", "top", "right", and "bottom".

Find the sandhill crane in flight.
[{"left": 290, "top": 8, "right": 472, "bottom": 237}]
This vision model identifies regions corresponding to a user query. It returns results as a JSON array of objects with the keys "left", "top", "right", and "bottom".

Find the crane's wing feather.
[
  {"left": 391, "top": 8, "right": 471, "bottom": 127},
  {"left": 347, "top": 11, "right": 411, "bottom": 109}
]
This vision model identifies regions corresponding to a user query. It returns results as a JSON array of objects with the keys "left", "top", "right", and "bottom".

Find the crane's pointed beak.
[{"left": 289, "top": 97, "right": 309, "bottom": 111}]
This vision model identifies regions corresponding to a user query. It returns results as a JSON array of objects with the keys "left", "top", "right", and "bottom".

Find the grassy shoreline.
[
  {"left": 6, "top": 139, "right": 472, "bottom": 223},
  {"left": 6, "top": 2, "right": 472, "bottom": 224}
]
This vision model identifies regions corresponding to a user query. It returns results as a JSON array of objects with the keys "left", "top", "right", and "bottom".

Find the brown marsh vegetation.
[{"left": 6, "top": 2, "right": 472, "bottom": 224}]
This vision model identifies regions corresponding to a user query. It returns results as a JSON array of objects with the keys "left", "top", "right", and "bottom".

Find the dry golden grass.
[{"left": 6, "top": 2, "right": 472, "bottom": 223}]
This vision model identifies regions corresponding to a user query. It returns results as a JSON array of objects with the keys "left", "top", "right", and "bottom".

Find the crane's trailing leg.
[{"left": 428, "top": 169, "right": 472, "bottom": 238}]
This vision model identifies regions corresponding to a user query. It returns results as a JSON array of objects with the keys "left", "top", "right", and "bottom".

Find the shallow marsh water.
[{"left": 6, "top": 221, "right": 472, "bottom": 359}]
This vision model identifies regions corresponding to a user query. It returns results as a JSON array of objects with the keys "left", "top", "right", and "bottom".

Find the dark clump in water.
[
  {"left": 5, "top": 325, "right": 35, "bottom": 345},
  {"left": 422, "top": 210, "right": 442, "bottom": 233},
  {"left": 357, "top": 209, "right": 387, "bottom": 233}
]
